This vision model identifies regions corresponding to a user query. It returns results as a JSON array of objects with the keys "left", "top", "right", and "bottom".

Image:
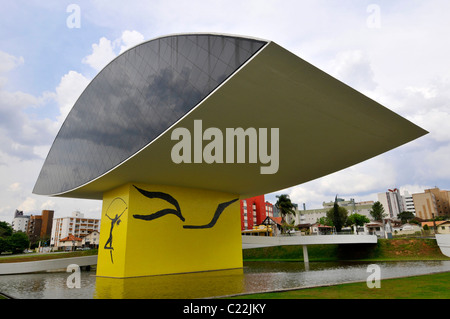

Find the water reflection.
[
  {"left": 0, "top": 261, "right": 449, "bottom": 299},
  {"left": 0, "top": 271, "right": 96, "bottom": 299},
  {"left": 95, "top": 268, "right": 244, "bottom": 299}
]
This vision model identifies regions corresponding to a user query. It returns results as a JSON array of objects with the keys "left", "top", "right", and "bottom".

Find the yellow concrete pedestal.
[{"left": 96, "top": 183, "right": 242, "bottom": 278}]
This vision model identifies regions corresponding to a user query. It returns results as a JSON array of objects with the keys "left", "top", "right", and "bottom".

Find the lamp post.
[{"left": 432, "top": 213, "right": 437, "bottom": 235}]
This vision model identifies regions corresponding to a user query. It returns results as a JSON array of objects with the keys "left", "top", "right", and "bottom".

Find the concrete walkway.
[
  {"left": 0, "top": 255, "right": 97, "bottom": 275},
  {"left": 242, "top": 234, "right": 377, "bottom": 249}
]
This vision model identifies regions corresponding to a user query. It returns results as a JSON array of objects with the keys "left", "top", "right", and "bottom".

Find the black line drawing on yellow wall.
[
  {"left": 132, "top": 185, "right": 185, "bottom": 222},
  {"left": 104, "top": 197, "right": 127, "bottom": 264},
  {"left": 183, "top": 198, "right": 238, "bottom": 229},
  {"left": 132, "top": 185, "right": 238, "bottom": 229}
]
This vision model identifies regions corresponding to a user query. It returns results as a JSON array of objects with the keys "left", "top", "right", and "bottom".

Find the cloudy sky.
[{"left": 0, "top": 0, "right": 449, "bottom": 222}]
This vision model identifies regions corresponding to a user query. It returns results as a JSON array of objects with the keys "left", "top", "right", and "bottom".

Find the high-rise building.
[
  {"left": 50, "top": 211, "right": 100, "bottom": 249},
  {"left": 240, "top": 195, "right": 273, "bottom": 230},
  {"left": 413, "top": 187, "right": 450, "bottom": 220},
  {"left": 11, "top": 210, "right": 30, "bottom": 233},
  {"left": 265, "top": 201, "right": 274, "bottom": 220},
  {"left": 26, "top": 210, "right": 54, "bottom": 243},
  {"left": 377, "top": 189, "right": 405, "bottom": 219},
  {"left": 402, "top": 191, "right": 415, "bottom": 213}
]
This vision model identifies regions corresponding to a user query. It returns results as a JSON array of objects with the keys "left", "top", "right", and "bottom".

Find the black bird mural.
[
  {"left": 183, "top": 198, "right": 239, "bottom": 229},
  {"left": 132, "top": 185, "right": 185, "bottom": 222},
  {"left": 132, "top": 185, "right": 238, "bottom": 229}
]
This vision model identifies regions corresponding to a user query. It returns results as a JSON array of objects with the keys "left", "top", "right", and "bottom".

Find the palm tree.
[{"left": 275, "top": 194, "right": 296, "bottom": 234}]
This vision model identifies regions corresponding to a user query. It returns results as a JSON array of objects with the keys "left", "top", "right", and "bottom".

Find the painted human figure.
[{"left": 104, "top": 198, "right": 127, "bottom": 263}]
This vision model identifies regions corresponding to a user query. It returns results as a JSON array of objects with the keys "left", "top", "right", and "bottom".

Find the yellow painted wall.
[{"left": 97, "top": 183, "right": 242, "bottom": 278}]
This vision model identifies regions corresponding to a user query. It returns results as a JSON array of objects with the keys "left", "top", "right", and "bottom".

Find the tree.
[
  {"left": 282, "top": 219, "right": 296, "bottom": 234},
  {"left": 0, "top": 221, "right": 13, "bottom": 238},
  {"left": 347, "top": 213, "right": 370, "bottom": 234},
  {"left": 8, "top": 232, "right": 29, "bottom": 254},
  {"left": 0, "top": 237, "right": 10, "bottom": 254},
  {"left": 275, "top": 194, "right": 296, "bottom": 234},
  {"left": 326, "top": 196, "right": 348, "bottom": 232},
  {"left": 422, "top": 224, "right": 431, "bottom": 236},
  {"left": 398, "top": 211, "right": 415, "bottom": 224},
  {"left": 317, "top": 216, "right": 332, "bottom": 226},
  {"left": 370, "top": 201, "right": 386, "bottom": 221},
  {"left": 0, "top": 222, "right": 30, "bottom": 254}
]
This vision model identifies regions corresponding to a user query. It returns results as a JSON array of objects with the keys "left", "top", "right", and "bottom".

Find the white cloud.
[
  {"left": 0, "top": 89, "right": 38, "bottom": 129},
  {"left": 8, "top": 182, "right": 21, "bottom": 192},
  {"left": 82, "top": 37, "right": 116, "bottom": 72},
  {"left": 118, "top": 30, "right": 145, "bottom": 54},
  {"left": 54, "top": 70, "right": 90, "bottom": 126},
  {"left": 0, "top": 50, "right": 24, "bottom": 74},
  {"left": 400, "top": 78, "right": 450, "bottom": 144},
  {"left": 0, "top": 51, "right": 54, "bottom": 161},
  {"left": 82, "top": 30, "right": 146, "bottom": 72},
  {"left": 399, "top": 184, "right": 433, "bottom": 196},
  {"left": 288, "top": 185, "right": 327, "bottom": 209},
  {"left": 40, "top": 199, "right": 56, "bottom": 210},
  {"left": 17, "top": 197, "right": 37, "bottom": 213},
  {"left": 323, "top": 158, "right": 396, "bottom": 195},
  {"left": 409, "top": 110, "right": 450, "bottom": 143},
  {"left": 0, "top": 206, "right": 12, "bottom": 220},
  {"left": 422, "top": 144, "right": 450, "bottom": 179},
  {"left": 405, "top": 86, "right": 437, "bottom": 99},
  {"left": 329, "top": 50, "right": 378, "bottom": 91}
]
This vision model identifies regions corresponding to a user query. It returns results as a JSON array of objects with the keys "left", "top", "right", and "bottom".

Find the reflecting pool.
[{"left": 1, "top": 260, "right": 449, "bottom": 299}]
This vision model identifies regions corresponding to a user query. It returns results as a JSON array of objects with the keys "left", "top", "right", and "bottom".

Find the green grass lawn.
[
  {"left": 228, "top": 271, "right": 450, "bottom": 299},
  {"left": 243, "top": 239, "right": 450, "bottom": 262},
  {"left": 0, "top": 249, "right": 98, "bottom": 263}
]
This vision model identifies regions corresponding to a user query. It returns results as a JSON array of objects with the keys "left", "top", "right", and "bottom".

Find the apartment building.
[
  {"left": 299, "top": 198, "right": 374, "bottom": 225},
  {"left": 82, "top": 230, "right": 100, "bottom": 248},
  {"left": 403, "top": 191, "right": 415, "bottom": 213},
  {"left": 11, "top": 210, "right": 30, "bottom": 232},
  {"left": 240, "top": 195, "right": 274, "bottom": 230},
  {"left": 377, "top": 189, "right": 405, "bottom": 219},
  {"left": 50, "top": 211, "right": 100, "bottom": 249},
  {"left": 413, "top": 187, "right": 450, "bottom": 220},
  {"left": 27, "top": 210, "right": 54, "bottom": 244},
  {"left": 265, "top": 201, "right": 274, "bottom": 219}
]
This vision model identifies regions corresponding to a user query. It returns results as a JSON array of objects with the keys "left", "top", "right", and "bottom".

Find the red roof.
[
  {"left": 271, "top": 217, "right": 282, "bottom": 225},
  {"left": 60, "top": 234, "right": 82, "bottom": 242},
  {"left": 421, "top": 220, "right": 449, "bottom": 227},
  {"left": 315, "top": 223, "right": 332, "bottom": 228}
]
